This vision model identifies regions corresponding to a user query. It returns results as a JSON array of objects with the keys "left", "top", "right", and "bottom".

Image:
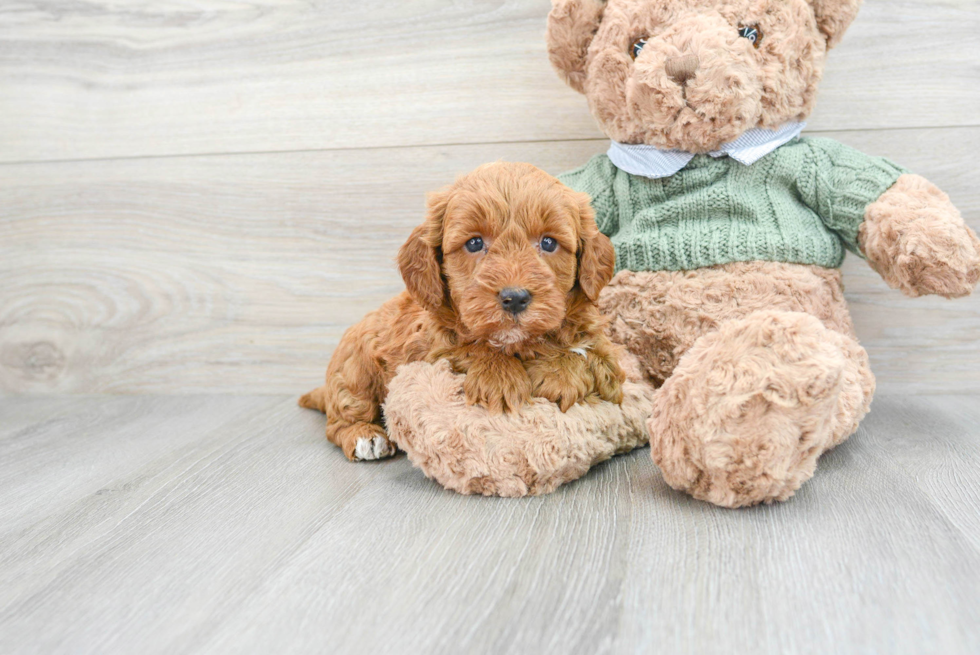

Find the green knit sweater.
[{"left": 558, "top": 137, "right": 907, "bottom": 272}]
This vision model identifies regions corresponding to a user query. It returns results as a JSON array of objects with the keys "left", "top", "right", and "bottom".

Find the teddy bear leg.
[{"left": 649, "top": 310, "right": 874, "bottom": 508}]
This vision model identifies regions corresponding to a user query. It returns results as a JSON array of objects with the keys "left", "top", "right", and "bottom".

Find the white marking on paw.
[
  {"left": 372, "top": 436, "right": 394, "bottom": 459},
  {"left": 355, "top": 436, "right": 394, "bottom": 461}
]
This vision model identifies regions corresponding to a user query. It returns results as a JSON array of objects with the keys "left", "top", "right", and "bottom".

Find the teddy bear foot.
[{"left": 648, "top": 310, "right": 874, "bottom": 508}]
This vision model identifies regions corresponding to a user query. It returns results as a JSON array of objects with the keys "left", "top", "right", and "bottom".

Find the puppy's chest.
[{"left": 514, "top": 340, "right": 591, "bottom": 364}]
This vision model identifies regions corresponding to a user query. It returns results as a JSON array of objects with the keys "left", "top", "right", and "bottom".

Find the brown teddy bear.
[
  {"left": 368, "top": 0, "right": 978, "bottom": 504},
  {"left": 547, "top": 0, "right": 980, "bottom": 506}
]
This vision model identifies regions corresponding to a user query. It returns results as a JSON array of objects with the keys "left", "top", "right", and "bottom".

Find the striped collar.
[{"left": 607, "top": 122, "right": 806, "bottom": 179}]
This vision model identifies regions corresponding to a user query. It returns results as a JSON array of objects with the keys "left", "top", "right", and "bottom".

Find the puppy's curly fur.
[{"left": 301, "top": 162, "right": 625, "bottom": 461}]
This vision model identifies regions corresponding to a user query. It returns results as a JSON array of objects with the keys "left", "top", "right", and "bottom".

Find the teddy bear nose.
[
  {"left": 499, "top": 288, "right": 532, "bottom": 315},
  {"left": 665, "top": 54, "right": 700, "bottom": 85}
]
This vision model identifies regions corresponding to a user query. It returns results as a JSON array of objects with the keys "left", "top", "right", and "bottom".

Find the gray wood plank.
[
  {"left": 2, "top": 128, "right": 978, "bottom": 396},
  {"left": 0, "top": 396, "right": 90, "bottom": 438},
  {"left": 0, "top": 396, "right": 319, "bottom": 652},
  {"left": 860, "top": 395, "right": 980, "bottom": 552},
  {"left": 0, "top": 395, "right": 977, "bottom": 654},
  {"left": 198, "top": 401, "right": 980, "bottom": 655},
  {"left": 621, "top": 399, "right": 980, "bottom": 655},
  {"left": 0, "top": 395, "right": 279, "bottom": 543},
  {"left": 0, "top": 0, "right": 977, "bottom": 163}
]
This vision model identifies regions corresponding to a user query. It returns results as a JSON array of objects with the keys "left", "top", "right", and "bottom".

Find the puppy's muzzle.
[{"left": 498, "top": 288, "right": 532, "bottom": 315}]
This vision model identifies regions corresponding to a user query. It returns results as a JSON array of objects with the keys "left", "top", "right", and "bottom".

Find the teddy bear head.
[{"left": 547, "top": 0, "right": 861, "bottom": 152}]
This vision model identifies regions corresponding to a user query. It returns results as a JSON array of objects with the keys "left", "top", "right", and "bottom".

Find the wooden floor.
[
  {"left": 3, "top": 1, "right": 980, "bottom": 653},
  {"left": 1, "top": 394, "right": 979, "bottom": 654}
]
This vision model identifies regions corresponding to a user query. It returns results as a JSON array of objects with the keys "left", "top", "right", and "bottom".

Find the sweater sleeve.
[
  {"left": 558, "top": 154, "right": 620, "bottom": 237},
  {"left": 796, "top": 137, "right": 909, "bottom": 256}
]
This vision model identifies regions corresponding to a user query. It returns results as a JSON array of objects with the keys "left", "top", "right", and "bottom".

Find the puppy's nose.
[
  {"left": 665, "top": 54, "right": 700, "bottom": 85},
  {"left": 499, "top": 288, "right": 532, "bottom": 315}
]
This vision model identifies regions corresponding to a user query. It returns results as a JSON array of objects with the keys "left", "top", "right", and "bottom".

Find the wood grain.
[
  {"left": 0, "top": 395, "right": 978, "bottom": 654},
  {"left": 860, "top": 395, "right": 980, "bottom": 554},
  {"left": 2, "top": 128, "right": 978, "bottom": 395},
  {"left": 0, "top": 395, "right": 278, "bottom": 539},
  {"left": 0, "top": 0, "right": 977, "bottom": 163},
  {"left": 2, "top": 3, "right": 978, "bottom": 654},
  {"left": 0, "top": 396, "right": 91, "bottom": 439}
]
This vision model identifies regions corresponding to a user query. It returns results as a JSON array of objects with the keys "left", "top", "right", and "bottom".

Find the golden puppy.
[{"left": 300, "top": 162, "right": 625, "bottom": 461}]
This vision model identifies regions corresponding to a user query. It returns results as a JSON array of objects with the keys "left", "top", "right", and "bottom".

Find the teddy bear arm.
[{"left": 859, "top": 174, "right": 980, "bottom": 298}]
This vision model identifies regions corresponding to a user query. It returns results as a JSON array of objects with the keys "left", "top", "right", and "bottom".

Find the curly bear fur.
[
  {"left": 542, "top": 0, "right": 980, "bottom": 506},
  {"left": 547, "top": 0, "right": 860, "bottom": 151},
  {"left": 599, "top": 263, "right": 859, "bottom": 385},
  {"left": 601, "top": 263, "right": 874, "bottom": 506},
  {"left": 648, "top": 310, "right": 873, "bottom": 507},
  {"left": 384, "top": 354, "right": 653, "bottom": 497},
  {"left": 861, "top": 174, "right": 980, "bottom": 299}
]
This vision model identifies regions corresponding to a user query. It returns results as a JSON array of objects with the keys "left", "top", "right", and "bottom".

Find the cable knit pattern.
[{"left": 558, "top": 136, "right": 907, "bottom": 272}]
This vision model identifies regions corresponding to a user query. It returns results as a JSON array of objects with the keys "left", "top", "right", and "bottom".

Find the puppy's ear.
[
  {"left": 547, "top": 0, "right": 606, "bottom": 94},
  {"left": 807, "top": 0, "right": 862, "bottom": 49},
  {"left": 398, "top": 189, "right": 449, "bottom": 313},
  {"left": 574, "top": 192, "right": 616, "bottom": 301}
]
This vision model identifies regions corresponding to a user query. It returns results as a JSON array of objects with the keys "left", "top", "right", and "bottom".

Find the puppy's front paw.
[
  {"left": 464, "top": 357, "right": 532, "bottom": 413},
  {"left": 589, "top": 353, "right": 625, "bottom": 405},
  {"left": 527, "top": 354, "right": 591, "bottom": 412}
]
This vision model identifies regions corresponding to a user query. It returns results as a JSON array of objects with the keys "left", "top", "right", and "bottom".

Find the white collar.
[{"left": 607, "top": 122, "right": 806, "bottom": 179}]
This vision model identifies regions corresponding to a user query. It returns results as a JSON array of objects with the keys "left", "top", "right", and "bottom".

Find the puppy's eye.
[
  {"left": 630, "top": 37, "right": 648, "bottom": 60},
  {"left": 539, "top": 236, "right": 558, "bottom": 253},
  {"left": 738, "top": 25, "right": 762, "bottom": 48},
  {"left": 464, "top": 237, "right": 484, "bottom": 253}
]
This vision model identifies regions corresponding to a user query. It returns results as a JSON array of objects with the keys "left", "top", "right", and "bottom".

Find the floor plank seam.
[{"left": 1, "top": 124, "right": 977, "bottom": 168}]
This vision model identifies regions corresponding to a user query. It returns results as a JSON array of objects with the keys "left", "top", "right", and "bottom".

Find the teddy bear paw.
[
  {"left": 648, "top": 310, "right": 872, "bottom": 508},
  {"left": 862, "top": 174, "right": 980, "bottom": 298}
]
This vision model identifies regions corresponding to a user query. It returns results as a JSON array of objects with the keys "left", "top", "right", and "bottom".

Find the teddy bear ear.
[
  {"left": 546, "top": 0, "right": 607, "bottom": 94},
  {"left": 808, "top": 0, "right": 863, "bottom": 49}
]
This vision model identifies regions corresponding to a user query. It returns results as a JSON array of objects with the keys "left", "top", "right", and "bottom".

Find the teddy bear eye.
[
  {"left": 464, "top": 237, "right": 484, "bottom": 253},
  {"left": 630, "top": 37, "right": 648, "bottom": 60},
  {"left": 738, "top": 25, "right": 763, "bottom": 48}
]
